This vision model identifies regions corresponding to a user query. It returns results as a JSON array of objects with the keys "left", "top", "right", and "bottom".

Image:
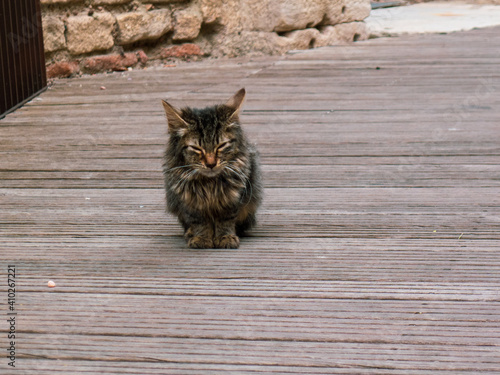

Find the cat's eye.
[
  {"left": 216, "top": 140, "right": 233, "bottom": 152},
  {"left": 186, "top": 145, "right": 203, "bottom": 154}
]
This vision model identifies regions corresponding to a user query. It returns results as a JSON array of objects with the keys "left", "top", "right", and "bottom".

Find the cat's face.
[
  {"left": 163, "top": 89, "right": 247, "bottom": 178},
  {"left": 182, "top": 125, "right": 239, "bottom": 177}
]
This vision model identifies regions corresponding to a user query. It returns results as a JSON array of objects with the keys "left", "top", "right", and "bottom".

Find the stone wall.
[{"left": 42, "top": 0, "right": 371, "bottom": 78}]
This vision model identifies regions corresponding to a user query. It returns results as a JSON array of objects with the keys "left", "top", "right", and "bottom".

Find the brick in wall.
[
  {"left": 40, "top": 0, "right": 80, "bottom": 4},
  {"left": 46, "top": 61, "right": 80, "bottom": 79},
  {"left": 82, "top": 51, "right": 148, "bottom": 73},
  {"left": 90, "top": 0, "right": 131, "bottom": 4}
]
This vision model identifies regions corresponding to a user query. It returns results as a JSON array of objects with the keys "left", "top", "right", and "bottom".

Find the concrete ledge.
[{"left": 367, "top": 1, "right": 500, "bottom": 37}]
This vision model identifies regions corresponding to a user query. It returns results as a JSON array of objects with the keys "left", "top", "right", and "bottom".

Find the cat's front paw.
[
  {"left": 214, "top": 235, "right": 240, "bottom": 249},
  {"left": 187, "top": 236, "right": 214, "bottom": 249}
]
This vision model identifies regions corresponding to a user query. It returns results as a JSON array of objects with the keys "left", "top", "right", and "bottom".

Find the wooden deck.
[{"left": 1, "top": 26, "right": 500, "bottom": 374}]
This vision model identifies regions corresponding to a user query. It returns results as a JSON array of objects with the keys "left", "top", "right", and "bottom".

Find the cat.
[{"left": 162, "top": 88, "right": 262, "bottom": 249}]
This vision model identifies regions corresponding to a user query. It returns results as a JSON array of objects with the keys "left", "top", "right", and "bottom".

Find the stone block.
[
  {"left": 323, "top": 0, "right": 371, "bottom": 25},
  {"left": 209, "top": 30, "right": 284, "bottom": 58},
  {"left": 197, "top": 0, "right": 222, "bottom": 24},
  {"left": 314, "top": 21, "right": 369, "bottom": 48},
  {"left": 215, "top": 0, "right": 371, "bottom": 34},
  {"left": 46, "top": 61, "right": 79, "bottom": 79},
  {"left": 342, "top": 0, "right": 371, "bottom": 23},
  {"left": 236, "top": 1, "right": 278, "bottom": 32},
  {"left": 273, "top": 0, "right": 325, "bottom": 32},
  {"left": 42, "top": 15, "right": 66, "bottom": 53},
  {"left": 216, "top": 0, "right": 368, "bottom": 34},
  {"left": 321, "top": 0, "right": 344, "bottom": 25},
  {"left": 210, "top": 19, "right": 369, "bottom": 59},
  {"left": 283, "top": 28, "right": 321, "bottom": 50},
  {"left": 117, "top": 10, "right": 172, "bottom": 44},
  {"left": 160, "top": 43, "right": 202, "bottom": 59},
  {"left": 173, "top": 5, "right": 203, "bottom": 41},
  {"left": 66, "top": 12, "right": 115, "bottom": 55}
]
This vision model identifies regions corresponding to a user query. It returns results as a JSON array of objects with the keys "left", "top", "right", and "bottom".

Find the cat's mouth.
[{"left": 198, "top": 166, "right": 223, "bottom": 178}]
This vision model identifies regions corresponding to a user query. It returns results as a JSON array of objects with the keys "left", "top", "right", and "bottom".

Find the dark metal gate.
[{"left": 0, "top": 0, "right": 47, "bottom": 119}]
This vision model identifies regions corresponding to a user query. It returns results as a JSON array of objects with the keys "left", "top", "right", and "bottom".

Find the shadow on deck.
[{"left": 1, "top": 27, "right": 500, "bottom": 374}]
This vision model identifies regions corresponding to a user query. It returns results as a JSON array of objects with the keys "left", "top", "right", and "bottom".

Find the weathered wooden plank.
[
  {"left": 5, "top": 238, "right": 500, "bottom": 284},
  {"left": 17, "top": 359, "right": 500, "bottom": 375},
  {"left": 14, "top": 276, "right": 500, "bottom": 302},
  {"left": 16, "top": 333, "right": 500, "bottom": 369},
  {"left": 1, "top": 165, "right": 499, "bottom": 189}
]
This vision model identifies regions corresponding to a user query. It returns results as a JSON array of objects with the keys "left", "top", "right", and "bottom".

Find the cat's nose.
[{"left": 205, "top": 154, "right": 217, "bottom": 169}]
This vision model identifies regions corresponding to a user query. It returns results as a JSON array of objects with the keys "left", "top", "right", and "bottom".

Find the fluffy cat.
[{"left": 162, "top": 88, "right": 262, "bottom": 249}]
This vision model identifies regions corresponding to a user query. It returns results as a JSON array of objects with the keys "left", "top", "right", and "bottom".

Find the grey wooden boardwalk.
[{"left": 1, "top": 27, "right": 500, "bottom": 374}]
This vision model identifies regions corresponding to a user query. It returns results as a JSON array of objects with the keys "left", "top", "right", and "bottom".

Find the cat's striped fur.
[{"left": 162, "top": 89, "right": 262, "bottom": 249}]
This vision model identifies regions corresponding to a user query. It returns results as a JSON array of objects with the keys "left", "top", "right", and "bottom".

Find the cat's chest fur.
[{"left": 175, "top": 177, "right": 244, "bottom": 216}]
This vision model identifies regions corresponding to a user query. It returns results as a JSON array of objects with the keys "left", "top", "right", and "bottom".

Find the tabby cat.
[{"left": 162, "top": 88, "right": 262, "bottom": 249}]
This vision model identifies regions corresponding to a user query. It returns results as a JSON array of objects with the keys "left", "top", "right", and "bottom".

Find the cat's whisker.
[
  {"left": 223, "top": 164, "right": 246, "bottom": 182},
  {"left": 165, "top": 164, "right": 198, "bottom": 173},
  {"left": 187, "top": 169, "right": 198, "bottom": 180},
  {"left": 179, "top": 169, "right": 199, "bottom": 185},
  {"left": 223, "top": 164, "right": 253, "bottom": 204}
]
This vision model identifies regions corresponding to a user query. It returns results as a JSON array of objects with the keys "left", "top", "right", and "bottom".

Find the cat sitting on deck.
[{"left": 162, "top": 89, "right": 262, "bottom": 249}]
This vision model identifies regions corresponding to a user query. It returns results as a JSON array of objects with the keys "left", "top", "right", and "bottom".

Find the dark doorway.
[{"left": 1, "top": 0, "right": 47, "bottom": 119}]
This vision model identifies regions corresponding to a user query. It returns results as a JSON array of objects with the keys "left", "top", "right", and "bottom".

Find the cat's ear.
[
  {"left": 225, "top": 88, "right": 246, "bottom": 119},
  {"left": 162, "top": 100, "right": 188, "bottom": 134}
]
